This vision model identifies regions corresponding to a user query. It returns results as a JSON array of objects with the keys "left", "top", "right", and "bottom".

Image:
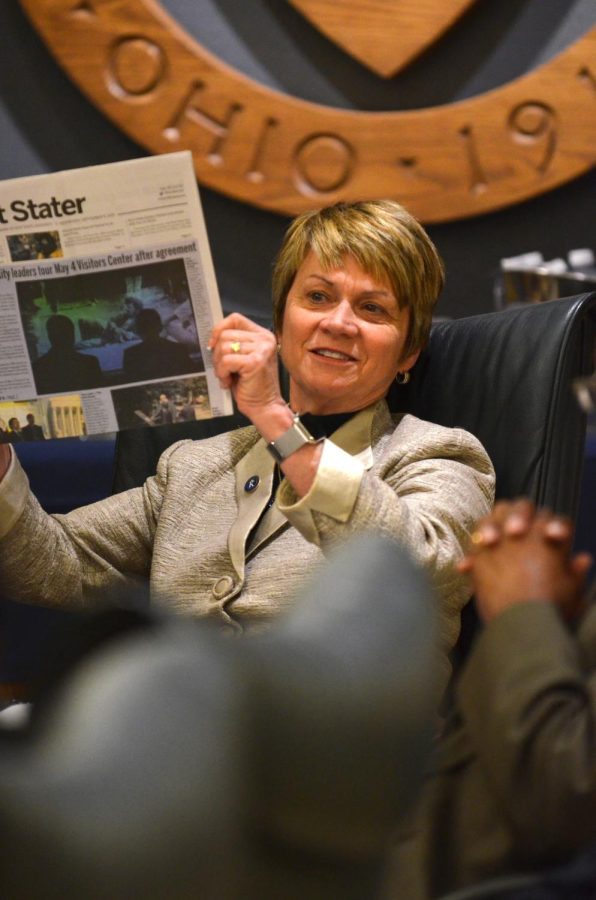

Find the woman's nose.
[{"left": 320, "top": 300, "right": 358, "bottom": 335}]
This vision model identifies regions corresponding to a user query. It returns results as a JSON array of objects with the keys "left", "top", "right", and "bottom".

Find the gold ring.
[{"left": 230, "top": 341, "right": 241, "bottom": 353}]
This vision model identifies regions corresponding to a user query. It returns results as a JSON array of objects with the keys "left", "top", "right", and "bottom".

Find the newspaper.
[{"left": 0, "top": 151, "right": 233, "bottom": 441}]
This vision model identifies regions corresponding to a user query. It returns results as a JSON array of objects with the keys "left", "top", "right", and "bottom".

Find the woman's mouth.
[{"left": 311, "top": 348, "right": 356, "bottom": 362}]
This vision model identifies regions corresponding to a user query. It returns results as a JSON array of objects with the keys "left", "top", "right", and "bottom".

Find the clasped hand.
[{"left": 459, "top": 499, "right": 593, "bottom": 623}]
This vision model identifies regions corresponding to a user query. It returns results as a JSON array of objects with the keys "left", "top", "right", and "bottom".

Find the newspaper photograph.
[{"left": 0, "top": 151, "right": 233, "bottom": 440}]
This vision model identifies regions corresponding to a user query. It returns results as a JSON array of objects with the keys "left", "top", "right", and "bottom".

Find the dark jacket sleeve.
[{"left": 457, "top": 602, "right": 596, "bottom": 860}]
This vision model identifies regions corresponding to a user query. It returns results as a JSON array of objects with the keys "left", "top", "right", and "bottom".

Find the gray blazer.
[{"left": 0, "top": 400, "right": 493, "bottom": 679}]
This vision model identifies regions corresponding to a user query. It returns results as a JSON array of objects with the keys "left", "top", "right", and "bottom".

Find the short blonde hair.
[{"left": 272, "top": 200, "right": 444, "bottom": 358}]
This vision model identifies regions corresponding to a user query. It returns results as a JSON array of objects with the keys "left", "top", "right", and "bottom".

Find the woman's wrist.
[{"left": 248, "top": 400, "right": 296, "bottom": 444}]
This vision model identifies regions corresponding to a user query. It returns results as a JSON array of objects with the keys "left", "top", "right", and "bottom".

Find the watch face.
[{"left": 19, "top": 1, "right": 596, "bottom": 222}]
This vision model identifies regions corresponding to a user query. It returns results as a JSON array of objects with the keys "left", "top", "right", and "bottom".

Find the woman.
[{"left": 0, "top": 201, "right": 494, "bottom": 686}]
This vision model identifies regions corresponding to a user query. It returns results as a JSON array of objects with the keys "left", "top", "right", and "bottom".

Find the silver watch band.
[{"left": 266, "top": 414, "right": 322, "bottom": 463}]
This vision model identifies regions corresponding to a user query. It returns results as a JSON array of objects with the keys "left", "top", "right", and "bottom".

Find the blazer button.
[{"left": 212, "top": 575, "right": 235, "bottom": 599}]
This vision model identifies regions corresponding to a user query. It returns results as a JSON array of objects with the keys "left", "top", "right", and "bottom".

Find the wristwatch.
[{"left": 266, "top": 413, "right": 322, "bottom": 463}]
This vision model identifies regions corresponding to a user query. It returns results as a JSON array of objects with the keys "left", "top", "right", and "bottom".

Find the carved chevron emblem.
[{"left": 287, "top": 0, "right": 479, "bottom": 77}]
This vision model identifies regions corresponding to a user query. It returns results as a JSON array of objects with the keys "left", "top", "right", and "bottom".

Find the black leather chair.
[
  {"left": 390, "top": 292, "right": 596, "bottom": 518},
  {"left": 390, "top": 292, "right": 596, "bottom": 663}
]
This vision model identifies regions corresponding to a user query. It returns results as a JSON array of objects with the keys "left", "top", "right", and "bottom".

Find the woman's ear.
[{"left": 399, "top": 347, "right": 421, "bottom": 373}]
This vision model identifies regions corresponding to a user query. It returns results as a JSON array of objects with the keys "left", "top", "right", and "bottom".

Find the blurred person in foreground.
[
  {"left": 388, "top": 499, "right": 595, "bottom": 899},
  {"left": 0, "top": 200, "right": 493, "bottom": 693}
]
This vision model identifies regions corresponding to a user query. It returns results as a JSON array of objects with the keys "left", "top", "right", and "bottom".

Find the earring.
[
  {"left": 276, "top": 342, "right": 282, "bottom": 353},
  {"left": 395, "top": 371, "right": 410, "bottom": 385}
]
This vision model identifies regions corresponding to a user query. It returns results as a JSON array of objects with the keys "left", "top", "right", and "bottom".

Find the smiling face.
[{"left": 278, "top": 251, "right": 420, "bottom": 414}]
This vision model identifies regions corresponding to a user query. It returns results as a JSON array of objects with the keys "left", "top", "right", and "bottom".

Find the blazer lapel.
[
  {"left": 228, "top": 440, "right": 282, "bottom": 577},
  {"left": 246, "top": 500, "right": 290, "bottom": 558}
]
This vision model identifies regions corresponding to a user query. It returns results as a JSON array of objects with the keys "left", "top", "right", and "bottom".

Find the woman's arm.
[
  {"left": 281, "top": 418, "right": 493, "bottom": 584},
  {"left": 275, "top": 418, "right": 495, "bottom": 685},
  {"left": 0, "top": 442, "right": 167, "bottom": 609}
]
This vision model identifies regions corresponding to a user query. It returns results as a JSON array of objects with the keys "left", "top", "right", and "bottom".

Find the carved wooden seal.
[{"left": 19, "top": 0, "right": 596, "bottom": 221}]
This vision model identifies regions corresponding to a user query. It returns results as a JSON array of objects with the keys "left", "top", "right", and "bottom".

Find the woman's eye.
[
  {"left": 362, "top": 302, "right": 384, "bottom": 315},
  {"left": 309, "top": 291, "right": 327, "bottom": 303}
]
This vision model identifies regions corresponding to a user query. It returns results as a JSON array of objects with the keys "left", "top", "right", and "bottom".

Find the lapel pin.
[{"left": 244, "top": 475, "right": 260, "bottom": 493}]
